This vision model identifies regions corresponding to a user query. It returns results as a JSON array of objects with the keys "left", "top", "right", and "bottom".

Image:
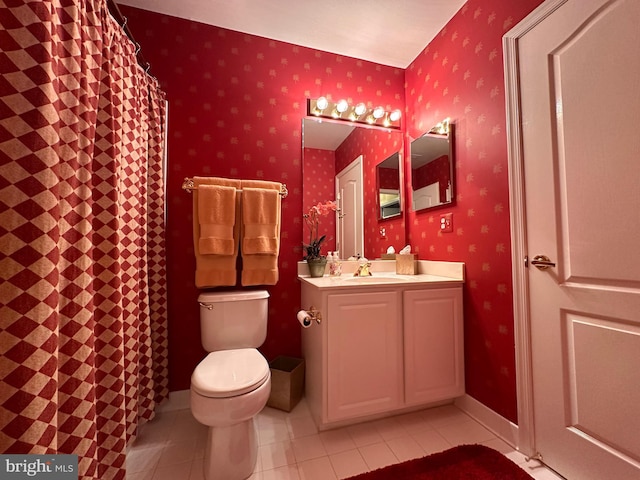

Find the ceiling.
[{"left": 116, "top": 0, "right": 467, "bottom": 68}]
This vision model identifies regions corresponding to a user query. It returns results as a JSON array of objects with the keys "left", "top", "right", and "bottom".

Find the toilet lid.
[{"left": 191, "top": 349, "right": 270, "bottom": 398}]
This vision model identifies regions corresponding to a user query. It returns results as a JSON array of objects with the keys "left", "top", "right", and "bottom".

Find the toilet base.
[{"left": 203, "top": 417, "right": 258, "bottom": 480}]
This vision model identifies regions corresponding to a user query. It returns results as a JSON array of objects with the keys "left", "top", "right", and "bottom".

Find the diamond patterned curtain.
[{"left": 0, "top": 1, "right": 168, "bottom": 479}]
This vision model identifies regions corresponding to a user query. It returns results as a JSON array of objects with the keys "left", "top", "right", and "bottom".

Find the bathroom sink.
[{"left": 345, "top": 275, "right": 408, "bottom": 283}]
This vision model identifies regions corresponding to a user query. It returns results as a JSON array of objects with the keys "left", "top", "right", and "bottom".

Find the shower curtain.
[{"left": 0, "top": 1, "right": 168, "bottom": 479}]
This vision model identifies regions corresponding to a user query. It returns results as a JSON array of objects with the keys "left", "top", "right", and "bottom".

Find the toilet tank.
[{"left": 198, "top": 290, "right": 269, "bottom": 352}]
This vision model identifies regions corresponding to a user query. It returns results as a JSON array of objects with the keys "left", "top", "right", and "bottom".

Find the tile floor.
[{"left": 126, "top": 399, "right": 564, "bottom": 480}]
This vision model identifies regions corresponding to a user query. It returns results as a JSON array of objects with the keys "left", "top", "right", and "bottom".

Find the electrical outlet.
[{"left": 440, "top": 213, "right": 453, "bottom": 233}]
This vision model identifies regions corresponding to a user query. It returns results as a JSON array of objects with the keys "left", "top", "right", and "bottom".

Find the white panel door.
[
  {"left": 335, "top": 156, "right": 363, "bottom": 259},
  {"left": 326, "top": 291, "right": 402, "bottom": 422},
  {"left": 516, "top": 1, "right": 640, "bottom": 478}
]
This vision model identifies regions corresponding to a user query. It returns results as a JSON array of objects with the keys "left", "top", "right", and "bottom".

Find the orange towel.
[
  {"left": 240, "top": 180, "right": 282, "bottom": 286},
  {"left": 192, "top": 176, "right": 241, "bottom": 288},
  {"left": 198, "top": 184, "right": 236, "bottom": 255},
  {"left": 242, "top": 188, "right": 279, "bottom": 255}
]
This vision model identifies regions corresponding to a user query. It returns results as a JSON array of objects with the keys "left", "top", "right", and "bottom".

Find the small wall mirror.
[
  {"left": 377, "top": 152, "right": 401, "bottom": 219},
  {"left": 410, "top": 119, "right": 454, "bottom": 212}
]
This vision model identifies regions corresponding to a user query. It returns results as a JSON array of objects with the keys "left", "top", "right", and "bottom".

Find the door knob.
[{"left": 530, "top": 255, "right": 556, "bottom": 270}]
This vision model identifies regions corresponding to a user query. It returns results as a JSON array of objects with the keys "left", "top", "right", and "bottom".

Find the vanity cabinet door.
[
  {"left": 326, "top": 291, "right": 402, "bottom": 422},
  {"left": 403, "top": 288, "right": 464, "bottom": 406}
]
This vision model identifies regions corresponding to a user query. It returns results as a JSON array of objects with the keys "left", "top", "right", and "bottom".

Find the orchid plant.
[{"left": 303, "top": 200, "right": 338, "bottom": 260}]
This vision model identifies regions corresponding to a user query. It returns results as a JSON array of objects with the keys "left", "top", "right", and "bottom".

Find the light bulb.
[
  {"left": 354, "top": 103, "right": 367, "bottom": 116},
  {"left": 372, "top": 106, "right": 385, "bottom": 119},
  {"left": 316, "top": 97, "right": 328, "bottom": 111},
  {"left": 336, "top": 99, "right": 348, "bottom": 113},
  {"left": 389, "top": 109, "right": 401, "bottom": 122}
]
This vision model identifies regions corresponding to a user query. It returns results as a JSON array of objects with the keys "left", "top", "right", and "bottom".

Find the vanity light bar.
[
  {"left": 308, "top": 98, "right": 402, "bottom": 130},
  {"left": 428, "top": 117, "right": 450, "bottom": 135}
]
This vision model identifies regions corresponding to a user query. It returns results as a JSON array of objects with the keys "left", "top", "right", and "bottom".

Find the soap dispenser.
[
  {"left": 326, "top": 251, "right": 335, "bottom": 270},
  {"left": 328, "top": 251, "right": 342, "bottom": 276}
]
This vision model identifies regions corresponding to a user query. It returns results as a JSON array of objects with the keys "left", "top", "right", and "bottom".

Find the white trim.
[
  {"left": 455, "top": 395, "right": 519, "bottom": 448},
  {"left": 502, "top": 0, "right": 569, "bottom": 458},
  {"left": 157, "top": 389, "right": 190, "bottom": 413}
]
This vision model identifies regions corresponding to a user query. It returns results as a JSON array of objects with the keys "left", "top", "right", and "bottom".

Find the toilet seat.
[{"left": 191, "top": 348, "right": 270, "bottom": 398}]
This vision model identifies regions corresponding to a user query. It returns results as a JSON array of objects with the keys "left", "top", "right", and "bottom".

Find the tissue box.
[
  {"left": 381, "top": 253, "right": 396, "bottom": 260},
  {"left": 396, "top": 254, "right": 417, "bottom": 275}
]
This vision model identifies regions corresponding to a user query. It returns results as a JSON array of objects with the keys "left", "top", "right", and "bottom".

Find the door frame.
[{"left": 503, "top": 0, "right": 568, "bottom": 458}]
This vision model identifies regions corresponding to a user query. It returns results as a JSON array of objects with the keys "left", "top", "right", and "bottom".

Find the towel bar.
[{"left": 182, "top": 177, "right": 288, "bottom": 198}]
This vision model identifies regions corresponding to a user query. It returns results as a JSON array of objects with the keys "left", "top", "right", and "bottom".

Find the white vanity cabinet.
[
  {"left": 300, "top": 274, "right": 464, "bottom": 430},
  {"left": 403, "top": 288, "right": 464, "bottom": 406},
  {"left": 326, "top": 291, "right": 403, "bottom": 422}
]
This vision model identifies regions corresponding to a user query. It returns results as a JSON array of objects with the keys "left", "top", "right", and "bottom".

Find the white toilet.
[{"left": 190, "top": 290, "right": 271, "bottom": 480}]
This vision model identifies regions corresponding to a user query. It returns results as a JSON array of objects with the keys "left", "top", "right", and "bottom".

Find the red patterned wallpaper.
[
  {"left": 405, "top": 0, "right": 544, "bottom": 422},
  {"left": 302, "top": 147, "right": 337, "bottom": 254},
  {"left": 378, "top": 167, "right": 400, "bottom": 190},
  {"left": 120, "top": 0, "right": 544, "bottom": 422},
  {"left": 118, "top": 6, "right": 405, "bottom": 392},
  {"left": 412, "top": 155, "right": 451, "bottom": 199}
]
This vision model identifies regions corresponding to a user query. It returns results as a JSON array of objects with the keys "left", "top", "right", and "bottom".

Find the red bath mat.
[{"left": 346, "top": 444, "right": 534, "bottom": 480}]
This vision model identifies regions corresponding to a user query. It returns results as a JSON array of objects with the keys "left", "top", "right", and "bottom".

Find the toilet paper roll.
[{"left": 297, "top": 310, "right": 312, "bottom": 328}]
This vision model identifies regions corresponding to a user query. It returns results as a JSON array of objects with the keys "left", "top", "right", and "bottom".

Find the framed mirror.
[
  {"left": 377, "top": 152, "right": 401, "bottom": 219},
  {"left": 409, "top": 119, "right": 454, "bottom": 212},
  {"left": 302, "top": 117, "right": 404, "bottom": 259}
]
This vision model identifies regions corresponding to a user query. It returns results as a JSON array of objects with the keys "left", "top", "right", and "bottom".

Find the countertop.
[
  {"left": 298, "top": 259, "right": 465, "bottom": 290},
  {"left": 298, "top": 272, "right": 463, "bottom": 290}
]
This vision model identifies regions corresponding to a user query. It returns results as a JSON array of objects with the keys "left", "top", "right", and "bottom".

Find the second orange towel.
[{"left": 241, "top": 180, "right": 282, "bottom": 286}]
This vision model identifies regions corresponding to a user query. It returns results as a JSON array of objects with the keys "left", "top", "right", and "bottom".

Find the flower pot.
[{"left": 306, "top": 258, "right": 327, "bottom": 278}]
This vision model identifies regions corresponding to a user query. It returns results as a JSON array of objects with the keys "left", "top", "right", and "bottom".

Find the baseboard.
[
  {"left": 454, "top": 394, "right": 519, "bottom": 448},
  {"left": 157, "top": 389, "right": 190, "bottom": 413}
]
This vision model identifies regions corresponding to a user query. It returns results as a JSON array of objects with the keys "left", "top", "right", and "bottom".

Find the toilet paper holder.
[{"left": 304, "top": 306, "right": 322, "bottom": 324}]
